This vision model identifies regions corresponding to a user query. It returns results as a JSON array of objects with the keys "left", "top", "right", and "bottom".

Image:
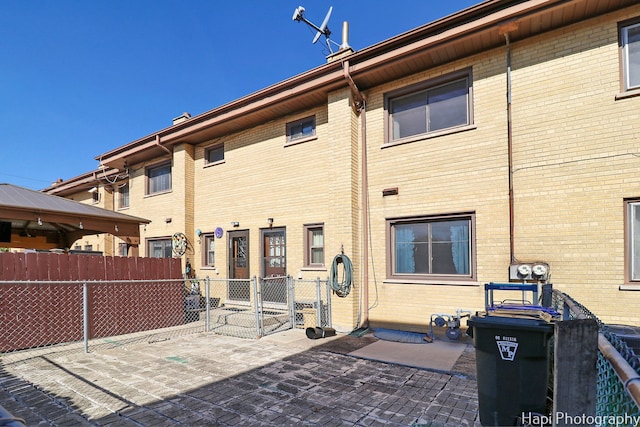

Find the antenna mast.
[{"left": 292, "top": 6, "right": 336, "bottom": 53}]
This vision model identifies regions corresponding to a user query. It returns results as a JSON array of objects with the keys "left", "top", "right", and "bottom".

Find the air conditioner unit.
[{"left": 509, "top": 263, "right": 549, "bottom": 281}]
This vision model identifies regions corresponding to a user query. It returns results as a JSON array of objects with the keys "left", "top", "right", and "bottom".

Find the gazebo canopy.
[{"left": 0, "top": 183, "right": 150, "bottom": 250}]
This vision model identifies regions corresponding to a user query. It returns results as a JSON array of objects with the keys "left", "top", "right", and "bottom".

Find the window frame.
[
  {"left": 303, "top": 223, "right": 325, "bottom": 268},
  {"left": 205, "top": 144, "right": 225, "bottom": 166},
  {"left": 146, "top": 161, "right": 172, "bottom": 195},
  {"left": 625, "top": 199, "right": 640, "bottom": 283},
  {"left": 118, "top": 242, "right": 129, "bottom": 257},
  {"left": 146, "top": 237, "right": 173, "bottom": 258},
  {"left": 286, "top": 115, "right": 316, "bottom": 145},
  {"left": 386, "top": 213, "right": 475, "bottom": 282},
  {"left": 384, "top": 69, "right": 473, "bottom": 145},
  {"left": 118, "top": 183, "right": 130, "bottom": 209},
  {"left": 202, "top": 233, "right": 216, "bottom": 267},
  {"left": 620, "top": 19, "right": 640, "bottom": 93}
]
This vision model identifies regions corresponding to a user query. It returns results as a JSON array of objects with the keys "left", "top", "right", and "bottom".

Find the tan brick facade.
[{"left": 51, "top": 2, "right": 640, "bottom": 331}]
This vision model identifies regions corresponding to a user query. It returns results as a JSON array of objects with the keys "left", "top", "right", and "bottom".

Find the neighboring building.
[{"left": 44, "top": 0, "right": 640, "bottom": 331}]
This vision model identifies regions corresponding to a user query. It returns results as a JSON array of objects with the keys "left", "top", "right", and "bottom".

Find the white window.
[
  {"left": 621, "top": 21, "right": 640, "bottom": 91},
  {"left": 387, "top": 70, "right": 472, "bottom": 143}
]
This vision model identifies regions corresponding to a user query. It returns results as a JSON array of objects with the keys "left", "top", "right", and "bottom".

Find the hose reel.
[{"left": 329, "top": 253, "right": 353, "bottom": 298}]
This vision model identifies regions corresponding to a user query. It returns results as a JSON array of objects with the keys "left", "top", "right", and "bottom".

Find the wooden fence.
[{"left": 0, "top": 252, "right": 184, "bottom": 352}]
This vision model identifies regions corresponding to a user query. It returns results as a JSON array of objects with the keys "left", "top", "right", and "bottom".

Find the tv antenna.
[{"left": 292, "top": 6, "right": 338, "bottom": 54}]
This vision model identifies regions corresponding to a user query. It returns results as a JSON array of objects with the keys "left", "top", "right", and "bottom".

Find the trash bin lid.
[
  {"left": 488, "top": 304, "right": 559, "bottom": 319},
  {"left": 468, "top": 308, "right": 556, "bottom": 332}
]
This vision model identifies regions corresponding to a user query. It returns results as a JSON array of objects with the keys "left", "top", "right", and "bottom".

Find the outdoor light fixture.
[
  {"left": 231, "top": 221, "right": 239, "bottom": 227},
  {"left": 37, "top": 217, "right": 42, "bottom": 226},
  {"left": 79, "top": 221, "right": 84, "bottom": 230},
  {"left": 268, "top": 218, "right": 274, "bottom": 227}
]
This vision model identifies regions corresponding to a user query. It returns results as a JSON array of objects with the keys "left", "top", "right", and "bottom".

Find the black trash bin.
[{"left": 468, "top": 306, "right": 556, "bottom": 426}]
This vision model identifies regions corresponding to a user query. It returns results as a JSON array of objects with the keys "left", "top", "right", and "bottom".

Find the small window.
[
  {"left": 203, "top": 234, "right": 215, "bottom": 267},
  {"left": 621, "top": 21, "right": 640, "bottom": 91},
  {"left": 286, "top": 116, "right": 316, "bottom": 143},
  {"left": 118, "top": 183, "right": 129, "bottom": 209},
  {"left": 147, "top": 238, "right": 172, "bottom": 258},
  {"left": 304, "top": 224, "right": 324, "bottom": 267},
  {"left": 388, "top": 214, "right": 474, "bottom": 280},
  {"left": 118, "top": 242, "right": 129, "bottom": 257},
  {"left": 91, "top": 190, "right": 99, "bottom": 204},
  {"left": 84, "top": 244, "right": 93, "bottom": 251},
  {"left": 386, "top": 70, "right": 472, "bottom": 143},
  {"left": 205, "top": 145, "right": 224, "bottom": 165},
  {"left": 146, "top": 162, "right": 171, "bottom": 195}
]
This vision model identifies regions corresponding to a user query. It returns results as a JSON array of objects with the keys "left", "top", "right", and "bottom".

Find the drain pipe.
[
  {"left": 342, "top": 60, "right": 368, "bottom": 329},
  {"left": 155, "top": 134, "right": 172, "bottom": 155},
  {"left": 500, "top": 23, "right": 518, "bottom": 264}
]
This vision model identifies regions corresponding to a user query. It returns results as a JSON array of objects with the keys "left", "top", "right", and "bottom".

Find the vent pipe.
[{"left": 340, "top": 21, "right": 351, "bottom": 51}]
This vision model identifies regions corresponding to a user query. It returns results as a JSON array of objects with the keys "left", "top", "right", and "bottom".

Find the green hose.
[{"left": 329, "top": 254, "right": 353, "bottom": 297}]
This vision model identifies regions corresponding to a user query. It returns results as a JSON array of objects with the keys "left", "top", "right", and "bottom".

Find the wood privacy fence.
[
  {"left": 0, "top": 252, "right": 184, "bottom": 352},
  {"left": 0, "top": 252, "right": 182, "bottom": 281}
]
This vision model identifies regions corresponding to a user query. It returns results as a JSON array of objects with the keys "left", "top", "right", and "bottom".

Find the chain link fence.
[
  {"left": 0, "top": 276, "right": 331, "bottom": 358},
  {"left": 550, "top": 289, "right": 640, "bottom": 425}
]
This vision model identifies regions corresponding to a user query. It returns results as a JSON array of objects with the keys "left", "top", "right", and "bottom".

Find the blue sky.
[{"left": 1, "top": 1, "right": 480, "bottom": 190}]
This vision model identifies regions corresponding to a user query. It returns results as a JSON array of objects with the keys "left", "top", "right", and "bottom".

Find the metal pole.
[
  {"left": 288, "top": 275, "right": 295, "bottom": 329},
  {"left": 315, "top": 277, "right": 322, "bottom": 327},
  {"left": 83, "top": 282, "right": 89, "bottom": 353},
  {"left": 252, "top": 277, "right": 261, "bottom": 338},
  {"left": 326, "top": 276, "right": 332, "bottom": 327},
  {"left": 205, "top": 277, "right": 210, "bottom": 331}
]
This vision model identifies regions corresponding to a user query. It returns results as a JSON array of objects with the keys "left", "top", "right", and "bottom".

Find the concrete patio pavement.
[{"left": 0, "top": 328, "right": 480, "bottom": 426}]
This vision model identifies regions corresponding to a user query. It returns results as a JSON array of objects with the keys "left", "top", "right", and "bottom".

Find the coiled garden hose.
[{"left": 329, "top": 254, "right": 353, "bottom": 297}]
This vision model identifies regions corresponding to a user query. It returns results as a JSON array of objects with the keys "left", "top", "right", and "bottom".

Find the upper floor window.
[
  {"left": 146, "top": 162, "right": 171, "bottom": 195},
  {"left": 286, "top": 116, "right": 316, "bottom": 144},
  {"left": 386, "top": 70, "right": 472, "bottom": 144},
  {"left": 118, "top": 183, "right": 129, "bottom": 209},
  {"left": 91, "top": 189, "right": 99, "bottom": 204},
  {"left": 387, "top": 213, "right": 474, "bottom": 280},
  {"left": 621, "top": 21, "right": 640, "bottom": 91},
  {"left": 304, "top": 224, "right": 324, "bottom": 267},
  {"left": 205, "top": 145, "right": 224, "bottom": 165}
]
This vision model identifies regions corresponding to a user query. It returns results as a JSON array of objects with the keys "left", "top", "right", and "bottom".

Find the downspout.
[
  {"left": 500, "top": 23, "right": 518, "bottom": 264},
  {"left": 155, "top": 134, "right": 172, "bottom": 155},
  {"left": 342, "top": 60, "right": 369, "bottom": 329}
]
